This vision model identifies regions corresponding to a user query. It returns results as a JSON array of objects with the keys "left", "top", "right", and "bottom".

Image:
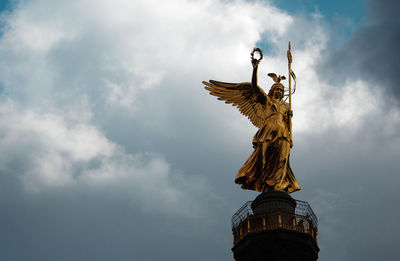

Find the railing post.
[
  {"left": 292, "top": 215, "right": 296, "bottom": 228},
  {"left": 278, "top": 211, "right": 282, "bottom": 227},
  {"left": 247, "top": 218, "right": 251, "bottom": 232},
  {"left": 263, "top": 215, "right": 266, "bottom": 230}
]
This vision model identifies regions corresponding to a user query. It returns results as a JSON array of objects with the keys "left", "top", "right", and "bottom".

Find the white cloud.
[
  {"left": 0, "top": 101, "right": 211, "bottom": 217},
  {"left": 0, "top": 0, "right": 293, "bottom": 107},
  {"left": 0, "top": 0, "right": 299, "bottom": 194}
]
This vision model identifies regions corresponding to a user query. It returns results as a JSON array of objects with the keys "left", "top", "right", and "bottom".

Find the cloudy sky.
[{"left": 0, "top": 0, "right": 399, "bottom": 260}]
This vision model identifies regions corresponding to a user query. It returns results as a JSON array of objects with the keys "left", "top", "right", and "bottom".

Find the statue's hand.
[
  {"left": 251, "top": 58, "right": 259, "bottom": 68},
  {"left": 288, "top": 110, "right": 293, "bottom": 118}
]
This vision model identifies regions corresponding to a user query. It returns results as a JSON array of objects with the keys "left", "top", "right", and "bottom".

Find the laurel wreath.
[{"left": 251, "top": 48, "right": 263, "bottom": 62}]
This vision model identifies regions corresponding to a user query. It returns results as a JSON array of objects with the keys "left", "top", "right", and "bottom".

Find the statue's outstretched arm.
[{"left": 251, "top": 58, "right": 259, "bottom": 90}]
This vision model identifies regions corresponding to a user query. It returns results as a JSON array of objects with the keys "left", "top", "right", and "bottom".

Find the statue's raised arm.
[{"left": 202, "top": 48, "right": 268, "bottom": 129}]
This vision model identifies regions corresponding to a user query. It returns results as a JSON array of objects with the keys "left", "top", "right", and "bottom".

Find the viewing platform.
[{"left": 232, "top": 193, "right": 318, "bottom": 246}]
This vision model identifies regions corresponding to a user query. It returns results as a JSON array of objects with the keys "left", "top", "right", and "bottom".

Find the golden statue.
[{"left": 203, "top": 44, "right": 300, "bottom": 193}]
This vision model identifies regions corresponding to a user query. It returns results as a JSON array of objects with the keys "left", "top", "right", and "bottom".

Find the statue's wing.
[{"left": 203, "top": 80, "right": 268, "bottom": 128}]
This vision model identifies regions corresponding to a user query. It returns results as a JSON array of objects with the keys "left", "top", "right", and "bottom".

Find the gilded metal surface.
[{"left": 203, "top": 45, "right": 300, "bottom": 193}]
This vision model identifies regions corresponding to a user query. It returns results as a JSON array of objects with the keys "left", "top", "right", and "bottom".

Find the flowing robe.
[{"left": 235, "top": 98, "right": 300, "bottom": 193}]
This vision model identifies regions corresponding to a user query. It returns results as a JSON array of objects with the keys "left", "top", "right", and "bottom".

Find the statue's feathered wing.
[{"left": 203, "top": 80, "right": 268, "bottom": 129}]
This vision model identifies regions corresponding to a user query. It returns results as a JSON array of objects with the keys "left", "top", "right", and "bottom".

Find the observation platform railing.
[{"left": 232, "top": 200, "right": 318, "bottom": 245}]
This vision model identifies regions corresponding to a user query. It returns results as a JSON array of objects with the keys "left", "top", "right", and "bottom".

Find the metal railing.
[{"left": 232, "top": 199, "right": 318, "bottom": 245}]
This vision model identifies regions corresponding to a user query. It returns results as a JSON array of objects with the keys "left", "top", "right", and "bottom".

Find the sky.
[{"left": 0, "top": 0, "right": 399, "bottom": 260}]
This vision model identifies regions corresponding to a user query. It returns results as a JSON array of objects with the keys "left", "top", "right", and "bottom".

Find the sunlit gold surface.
[{"left": 203, "top": 46, "right": 300, "bottom": 193}]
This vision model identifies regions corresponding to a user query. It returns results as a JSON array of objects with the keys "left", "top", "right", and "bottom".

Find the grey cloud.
[
  {"left": 1, "top": 115, "right": 399, "bottom": 261},
  {"left": 0, "top": 175, "right": 233, "bottom": 261},
  {"left": 288, "top": 118, "right": 400, "bottom": 260},
  {"left": 320, "top": 0, "right": 400, "bottom": 104}
]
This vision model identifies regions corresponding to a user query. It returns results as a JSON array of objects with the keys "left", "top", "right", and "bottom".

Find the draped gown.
[{"left": 235, "top": 96, "right": 300, "bottom": 193}]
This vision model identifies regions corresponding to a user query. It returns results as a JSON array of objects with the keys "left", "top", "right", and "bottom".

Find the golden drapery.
[{"left": 235, "top": 99, "right": 300, "bottom": 193}]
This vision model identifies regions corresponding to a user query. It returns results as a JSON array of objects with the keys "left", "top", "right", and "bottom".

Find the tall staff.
[
  {"left": 287, "top": 42, "right": 293, "bottom": 146},
  {"left": 279, "top": 42, "right": 295, "bottom": 189}
]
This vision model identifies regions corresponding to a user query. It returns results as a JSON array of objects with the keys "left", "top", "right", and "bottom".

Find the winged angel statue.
[{"left": 203, "top": 47, "right": 300, "bottom": 193}]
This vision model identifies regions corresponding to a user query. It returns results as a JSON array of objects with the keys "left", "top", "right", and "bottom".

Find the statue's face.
[{"left": 273, "top": 88, "right": 284, "bottom": 100}]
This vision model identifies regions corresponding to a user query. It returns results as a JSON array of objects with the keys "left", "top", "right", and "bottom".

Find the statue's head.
[
  {"left": 268, "top": 82, "right": 284, "bottom": 101},
  {"left": 267, "top": 73, "right": 286, "bottom": 101}
]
